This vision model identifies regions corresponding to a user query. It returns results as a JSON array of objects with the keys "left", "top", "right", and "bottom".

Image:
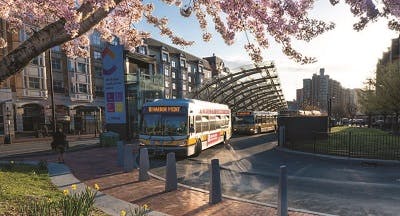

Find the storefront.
[{"left": 71, "top": 106, "right": 102, "bottom": 135}]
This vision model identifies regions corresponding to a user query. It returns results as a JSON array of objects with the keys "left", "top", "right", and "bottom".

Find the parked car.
[{"left": 372, "top": 120, "right": 384, "bottom": 127}]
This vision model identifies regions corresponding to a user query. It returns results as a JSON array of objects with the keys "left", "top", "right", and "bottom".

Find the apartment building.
[
  {"left": 0, "top": 22, "right": 228, "bottom": 140},
  {"left": 296, "top": 68, "right": 355, "bottom": 113}
]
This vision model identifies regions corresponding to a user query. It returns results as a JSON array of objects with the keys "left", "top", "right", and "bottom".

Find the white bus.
[{"left": 139, "top": 99, "right": 231, "bottom": 157}]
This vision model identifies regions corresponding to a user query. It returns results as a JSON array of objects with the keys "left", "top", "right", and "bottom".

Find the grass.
[
  {"left": 0, "top": 162, "right": 109, "bottom": 216},
  {"left": 331, "top": 126, "right": 391, "bottom": 135},
  {"left": 288, "top": 126, "right": 400, "bottom": 160}
]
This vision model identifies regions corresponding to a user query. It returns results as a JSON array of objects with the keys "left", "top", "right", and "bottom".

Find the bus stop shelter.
[{"left": 190, "top": 62, "right": 287, "bottom": 112}]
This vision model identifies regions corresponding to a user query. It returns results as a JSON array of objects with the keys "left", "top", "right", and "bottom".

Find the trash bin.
[{"left": 100, "top": 131, "right": 120, "bottom": 147}]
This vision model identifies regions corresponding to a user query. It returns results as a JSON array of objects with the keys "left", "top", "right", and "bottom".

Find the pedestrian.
[
  {"left": 52, "top": 128, "right": 67, "bottom": 163},
  {"left": 43, "top": 124, "right": 49, "bottom": 137}
]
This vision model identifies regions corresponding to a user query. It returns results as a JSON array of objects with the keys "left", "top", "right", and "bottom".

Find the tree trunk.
[{"left": 0, "top": 1, "right": 122, "bottom": 82}]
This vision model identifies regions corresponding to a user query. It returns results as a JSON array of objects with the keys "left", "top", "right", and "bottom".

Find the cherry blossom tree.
[{"left": 0, "top": 0, "right": 398, "bottom": 83}]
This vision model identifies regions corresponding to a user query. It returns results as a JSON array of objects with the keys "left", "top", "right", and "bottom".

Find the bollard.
[
  {"left": 165, "top": 152, "right": 177, "bottom": 192},
  {"left": 209, "top": 159, "right": 222, "bottom": 204},
  {"left": 132, "top": 143, "right": 139, "bottom": 169},
  {"left": 139, "top": 148, "right": 150, "bottom": 181},
  {"left": 123, "top": 144, "right": 134, "bottom": 172},
  {"left": 117, "top": 141, "right": 124, "bottom": 166},
  {"left": 278, "top": 165, "right": 288, "bottom": 216}
]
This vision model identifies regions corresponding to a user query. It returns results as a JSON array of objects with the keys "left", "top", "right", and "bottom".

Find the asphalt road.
[{"left": 149, "top": 133, "right": 400, "bottom": 216}]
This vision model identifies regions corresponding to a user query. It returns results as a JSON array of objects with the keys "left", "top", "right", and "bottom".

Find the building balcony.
[
  {"left": 70, "top": 93, "right": 93, "bottom": 102},
  {"left": 16, "top": 88, "right": 48, "bottom": 98}
]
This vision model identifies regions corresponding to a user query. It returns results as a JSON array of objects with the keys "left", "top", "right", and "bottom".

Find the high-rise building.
[{"left": 296, "top": 68, "right": 353, "bottom": 113}]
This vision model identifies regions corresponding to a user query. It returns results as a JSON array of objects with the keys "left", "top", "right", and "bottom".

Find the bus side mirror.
[{"left": 189, "top": 127, "right": 195, "bottom": 133}]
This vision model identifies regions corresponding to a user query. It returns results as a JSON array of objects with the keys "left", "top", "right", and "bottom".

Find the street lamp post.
[
  {"left": 94, "top": 111, "right": 97, "bottom": 137},
  {"left": 48, "top": 50, "right": 57, "bottom": 134},
  {"left": 328, "top": 98, "right": 332, "bottom": 132},
  {"left": 4, "top": 107, "right": 11, "bottom": 144}
]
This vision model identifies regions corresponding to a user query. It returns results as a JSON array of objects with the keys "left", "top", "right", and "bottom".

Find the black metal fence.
[{"left": 285, "top": 132, "right": 400, "bottom": 160}]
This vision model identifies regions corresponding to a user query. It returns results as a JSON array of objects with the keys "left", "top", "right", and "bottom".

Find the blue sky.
[{"left": 137, "top": 0, "right": 398, "bottom": 101}]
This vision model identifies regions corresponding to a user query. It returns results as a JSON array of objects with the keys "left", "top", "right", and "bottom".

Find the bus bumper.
[{"left": 139, "top": 145, "right": 195, "bottom": 157}]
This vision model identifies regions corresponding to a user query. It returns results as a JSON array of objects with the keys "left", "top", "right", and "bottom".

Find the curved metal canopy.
[{"left": 190, "top": 62, "right": 287, "bottom": 112}]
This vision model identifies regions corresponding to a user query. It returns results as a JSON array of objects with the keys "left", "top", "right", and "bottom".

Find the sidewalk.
[
  {"left": 9, "top": 133, "right": 98, "bottom": 144},
  {"left": 10, "top": 147, "right": 321, "bottom": 216},
  {"left": 0, "top": 135, "right": 100, "bottom": 158}
]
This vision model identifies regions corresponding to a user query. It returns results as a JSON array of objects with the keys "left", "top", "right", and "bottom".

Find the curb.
[
  {"left": 147, "top": 171, "right": 336, "bottom": 216},
  {"left": 276, "top": 147, "right": 400, "bottom": 165}
]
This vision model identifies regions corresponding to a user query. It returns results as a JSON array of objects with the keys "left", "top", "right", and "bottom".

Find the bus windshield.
[
  {"left": 235, "top": 116, "right": 254, "bottom": 124},
  {"left": 142, "top": 114, "right": 187, "bottom": 136}
]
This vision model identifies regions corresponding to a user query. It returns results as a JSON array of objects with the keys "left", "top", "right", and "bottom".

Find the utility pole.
[{"left": 48, "top": 50, "right": 57, "bottom": 134}]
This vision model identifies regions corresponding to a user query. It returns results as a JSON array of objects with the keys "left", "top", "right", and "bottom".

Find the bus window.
[
  {"left": 256, "top": 116, "right": 262, "bottom": 124},
  {"left": 262, "top": 115, "right": 267, "bottom": 124},
  {"left": 209, "top": 116, "right": 216, "bottom": 130},
  {"left": 195, "top": 116, "right": 202, "bottom": 132},
  {"left": 201, "top": 116, "right": 209, "bottom": 132},
  {"left": 216, "top": 116, "right": 222, "bottom": 129}
]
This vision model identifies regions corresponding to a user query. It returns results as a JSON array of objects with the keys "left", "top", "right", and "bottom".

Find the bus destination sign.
[
  {"left": 236, "top": 111, "right": 252, "bottom": 116},
  {"left": 147, "top": 106, "right": 182, "bottom": 113}
]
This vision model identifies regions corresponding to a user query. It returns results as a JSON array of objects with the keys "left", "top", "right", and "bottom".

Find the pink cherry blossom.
[{"left": 0, "top": 0, "right": 398, "bottom": 79}]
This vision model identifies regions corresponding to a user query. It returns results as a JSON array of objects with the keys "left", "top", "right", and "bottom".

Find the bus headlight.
[
  {"left": 250, "top": 128, "right": 254, "bottom": 131},
  {"left": 178, "top": 140, "right": 187, "bottom": 146}
]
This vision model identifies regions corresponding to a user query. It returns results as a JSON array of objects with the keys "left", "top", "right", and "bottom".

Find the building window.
[
  {"left": 189, "top": 86, "right": 192, "bottom": 92},
  {"left": 95, "top": 86, "right": 104, "bottom": 96},
  {"left": 91, "top": 32, "right": 101, "bottom": 46},
  {"left": 194, "top": 67, "right": 197, "bottom": 73},
  {"left": 199, "top": 66, "right": 203, "bottom": 73},
  {"left": 172, "top": 72, "right": 175, "bottom": 79},
  {"left": 183, "top": 85, "right": 186, "bottom": 90},
  {"left": 200, "top": 77, "right": 203, "bottom": 83},
  {"left": 187, "top": 64, "right": 191, "bottom": 72},
  {"left": 68, "top": 60, "right": 75, "bottom": 72},
  {"left": 172, "top": 83, "right": 176, "bottom": 90},
  {"left": 51, "top": 46, "right": 61, "bottom": 52},
  {"left": 53, "top": 80, "right": 64, "bottom": 93},
  {"left": 138, "top": 46, "right": 147, "bottom": 55},
  {"left": 111, "top": 37, "right": 120, "bottom": 45},
  {"left": 172, "top": 96, "right": 176, "bottom": 99},
  {"left": 78, "top": 84, "right": 88, "bottom": 93},
  {"left": 180, "top": 59, "right": 186, "bottom": 67},
  {"left": 182, "top": 73, "right": 186, "bottom": 80},
  {"left": 162, "top": 53, "right": 169, "bottom": 62},
  {"left": 51, "top": 58, "right": 61, "bottom": 70},
  {"left": 93, "top": 51, "right": 102, "bottom": 60},
  {"left": 28, "top": 77, "right": 41, "bottom": 89},
  {"left": 94, "top": 66, "right": 102, "bottom": 77},
  {"left": 165, "top": 81, "right": 169, "bottom": 88},
  {"left": 166, "top": 95, "right": 170, "bottom": 99},
  {"left": 171, "top": 61, "right": 176, "bottom": 68},
  {"left": 32, "top": 55, "right": 44, "bottom": 66},
  {"left": 188, "top": 76, "right": 191, "bottom": 83},
  {"left": 77, "top": 62, "right": 88, "bottom": 73},
  {"left": 164, "top": 67, "right": 169, "bottom": 76}
]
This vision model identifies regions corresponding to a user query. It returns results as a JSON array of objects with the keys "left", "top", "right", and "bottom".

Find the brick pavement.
[{"left": 11, "top": 147, "right": 317, "bottom": 216}]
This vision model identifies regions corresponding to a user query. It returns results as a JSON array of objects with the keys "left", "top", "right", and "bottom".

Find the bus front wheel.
[{"left": 192, "top": 139, "right": 202, "bottom": 157}]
